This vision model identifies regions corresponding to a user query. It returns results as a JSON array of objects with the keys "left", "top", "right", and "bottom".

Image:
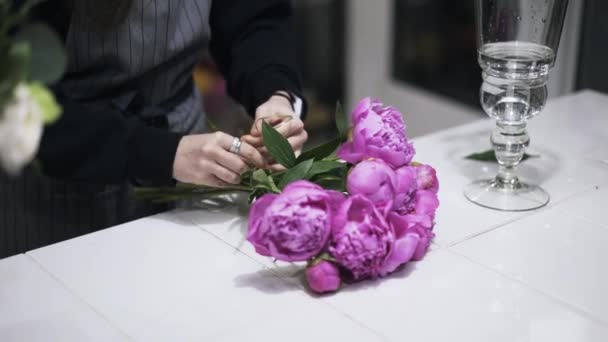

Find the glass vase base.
[{"left": 464, "top": 179, "right": 550, "bottom": 212}]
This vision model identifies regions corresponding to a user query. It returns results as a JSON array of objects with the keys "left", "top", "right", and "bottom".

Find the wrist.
[
  {"left": 270, "top": 92, "right": 293, "bottom": 109},
  {"left": 268, "top": 90, "right": 303, "bottom": 118}
]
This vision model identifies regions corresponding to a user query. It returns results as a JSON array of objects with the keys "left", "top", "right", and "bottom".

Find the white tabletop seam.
[{"left": 23, "top": 252, "right": 137, "bottom": 342}]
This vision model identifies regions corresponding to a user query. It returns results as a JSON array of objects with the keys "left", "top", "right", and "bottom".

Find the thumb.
[{"left": 251, "top": 116, "right": 284, "bottom": 136}]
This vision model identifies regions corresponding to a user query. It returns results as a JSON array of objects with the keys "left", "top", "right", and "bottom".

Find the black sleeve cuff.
[
  {"left": 247, "top": 67, "right": 308, "bottom": 120},
  {"left": 127, "top": 122, "right": 184, "bottom": 186}
]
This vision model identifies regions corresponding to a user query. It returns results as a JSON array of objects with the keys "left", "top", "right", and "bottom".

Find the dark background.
[
  {"left": 576, "top": 0, "right": 608, "bottom": 93},
  {"left": 200, "top": 0, "right": 606, "bottom": 145}
]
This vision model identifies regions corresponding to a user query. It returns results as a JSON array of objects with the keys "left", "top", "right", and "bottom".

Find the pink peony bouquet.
[
  {"left": 137, "top": 97, "right": 439, "bottom": 294},
  {"left": 247, "top": 98, "right": 439, "bottom": 294}
]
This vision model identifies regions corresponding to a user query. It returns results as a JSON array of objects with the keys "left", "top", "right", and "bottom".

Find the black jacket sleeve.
[
  {"left": 34, "top": 0, "right": 304, "bottom": 185},
  {"left": 31, "top": 3, "right": 183, "bottom": 186},
  {"left": 209, "top": 0, "right": 307, "bottom": 117},
  {"left": 37, "top": 87, "right": 183, "bottom": 186}
]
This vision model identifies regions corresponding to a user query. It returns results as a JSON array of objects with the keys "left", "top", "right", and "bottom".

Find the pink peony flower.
[
  {"left": 329, "top": 195, "right": 419, "bottom": 280},
  {"left": 393, "top": 165, "right": 439, "bottom": 218},
  {"left": 381, "top": 230, "right": 420, "bottom": 276},
  {"left": 413, "top": 190, "right": 440, "bottom": 218},
  {"left": 388, "top": 213, "right": 434, "bottom": 261},
  {"left": 393, "top": 165, "right": 418, "bottom": 215},
  {"left": 412, "top": 163, "right": 439, "bottom": 193},
  {"left": 337, "top": 97, "right": 415, "bottom": 168},
  {"left": 247, "top": 181, "right": 345, "bottom": 262},
  {"left": 305, "top": 260, "right": 341, "bottom": 294},
  {"left": 390, "top": 164, "right": 439, "bottom": 260},
  {"left": 346, "top": 159, "right": 397, "bottom": 210}
]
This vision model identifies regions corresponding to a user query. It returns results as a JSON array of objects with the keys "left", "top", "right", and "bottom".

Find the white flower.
[{"left": 0, "top": 83, "right": 44, "bottom": 175}]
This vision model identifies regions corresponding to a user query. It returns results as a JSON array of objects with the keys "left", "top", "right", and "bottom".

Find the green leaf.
[
  {"left": 14, "top": 23, "right": 66, "bottom": 84},
  {"left": 252, "top": 169, "right": 269, "bottom": 184},
  {"left": 306, "top": 160, "right": 345, "bottom": 179},
  {"left": 278, "top": 158, "right": 314, "bottom": 189},
  {"left": 262, "top": 120, "right": 296, "bottom": 168},
  {"left": 464, "top": 149, "right": 495, "bottom": 162},
  {"left": 307, "top": 252, "right": 338, "bottom": 267},
  {"left": 248, "top": 188, "right": 265, "bottom": 205},
  {"left": 335, "top": 101, "right": 349, "bottom": 139},
  {"left": 313, "top": 175, "right": 346, "bottom": 192},
  {"left": 465, "top": 149, "right": 539, "bottom": 163},
  {"left": 252, "top": 169, "right": 280, "bottom": 193},
  {"left": 240, "top": 170, "right": 253, "bottom": 185},
  {"left": 27, "top": 82, "right": 61, "bottom": 124},
  {"left": 0, "top": 42, "right": 30, "bottom": 108},
  {"left": 296, "top": 137, "right": 341, "bottom": 163},
  {"left": 266, "top": 175, "right": 280, "bottom": 193}
]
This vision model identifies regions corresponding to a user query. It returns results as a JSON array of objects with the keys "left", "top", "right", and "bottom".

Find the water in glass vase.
[{"left": 479, "top": 41, "right": 555, "bottom": 124}]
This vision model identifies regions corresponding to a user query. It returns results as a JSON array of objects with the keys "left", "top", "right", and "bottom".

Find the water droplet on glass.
[{"left": 516, "top": 15, "right": 522, "bottom": 21}]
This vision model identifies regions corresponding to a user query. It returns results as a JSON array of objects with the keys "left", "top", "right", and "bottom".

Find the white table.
[
  {"left": 2, "top": 90, "right": 608, "bottom": 341},
  {"left": 0, "top": 255, "right": 129, "bottom": 341}
]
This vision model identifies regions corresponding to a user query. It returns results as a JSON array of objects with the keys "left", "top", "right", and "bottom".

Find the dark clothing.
[
  {"left": 0, "top": 167, "right": 171, "bottom": 257},
  {"left": 37, "top": 0, "right": 305, "bottom": 185},
  {"left": 0, "top": 0, "right": 305, "bottom": 258}
]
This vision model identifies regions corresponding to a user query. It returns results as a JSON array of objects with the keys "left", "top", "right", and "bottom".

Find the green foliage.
[
  {"left": 335, "top": 101, "right": 349, "bottom": 140},
  {"left": 261, "top": 120, "right": 296, "bottom": 168},
  {"left": 28, "top": 81, "right": 61, "bottom": 123},
  {"left": 296, "top": 137, "right": 341, "bottom": 163},
  {"left": 0, "top": 41, "right": 30, "bottom": 108},
  {"left": 465, "top": 149, "right": 539, "bottom": 163},
  {"left": 14, "top": 23, "right": 66, "bottom": 84},
  {"left": 277, "top": 158, "right": 313, "bottom": 189},
  {"left": 134, "top": 100, "right": 354, "bottom": 204},
  {"left": 1, "top": 1, "right": 66, "bottom": 120}
]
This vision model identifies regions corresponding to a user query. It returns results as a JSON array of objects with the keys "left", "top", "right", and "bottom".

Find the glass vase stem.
[{"left": 492, "top": 121, "right": 529, "bottom": 189}]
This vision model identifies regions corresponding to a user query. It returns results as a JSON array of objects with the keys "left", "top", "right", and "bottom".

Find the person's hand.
[
  {"left": 173, "top": 132, "right": 265, "bottom": 187},
  {"left": 241, "top": 93, "right": 308, "bottom": 170}
]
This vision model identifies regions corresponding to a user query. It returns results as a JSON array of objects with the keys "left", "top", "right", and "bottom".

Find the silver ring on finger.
[{"left": 229, "top": 137, "right": 242, "bottom": 155}]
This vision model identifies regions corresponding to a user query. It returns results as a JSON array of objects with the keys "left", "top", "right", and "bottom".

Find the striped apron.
[{"left": 0, "top": 0, "right": 213, "bottom": 258}]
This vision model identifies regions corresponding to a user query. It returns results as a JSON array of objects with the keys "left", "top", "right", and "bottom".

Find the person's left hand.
[{"left": 241, "top": 92, "right": 308, "bottom": 171}]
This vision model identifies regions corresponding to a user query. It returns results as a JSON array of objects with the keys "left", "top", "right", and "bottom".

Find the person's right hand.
[{"left": 172, "top": 132, "right": 265, "bottom": 187}]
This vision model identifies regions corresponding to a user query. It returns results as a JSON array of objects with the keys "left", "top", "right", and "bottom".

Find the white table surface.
[
  {"left": 2, "top": 90, "right": 607, "bottom": 341},
  {"left": 0, "top": 255, "right": 129, "bottom": 341}
]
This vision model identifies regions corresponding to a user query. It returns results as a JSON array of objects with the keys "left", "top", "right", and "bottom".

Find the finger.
[
  {"left": 210, "top": 132, "right": 263, "bottom": 168},
  {"left": 235, "top": 141, "right": 266, "bottom": 168},
  {"left": 287, "top": 132, "right": 308, "bottom": 152},
  {"left": 273, "top": 118, "right": 304, "bottom": 139},
  {"left": 251, "top": 115, "right": 293, "bottom": 136},
  {"left": 253, "top": 131, "right": 306, "bottom": 162},
  {"left": 267, "top": 163, "right": 287, "bottom": 172},
  {"left": 241, "top": 134, "right": 264, "bottom": 148},
  {"left": 204, "top": 175, "right": 231, "bottom": 188},
  {"left": 215, "top": 149, "right": 250, "bottom": 175},
  {"left": 206, "top": 161, "right": 241, "bottom": 185},
  {"left": 255, "top": 146, "right": 272, "bottom": 159},
  {"left": 213, "top": 131, "right": 237, "bottom": 150}
]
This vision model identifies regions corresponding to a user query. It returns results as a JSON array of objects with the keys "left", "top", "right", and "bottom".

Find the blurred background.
[{"left": 195, "top": 0, "right": 607, "bottom": 146}]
